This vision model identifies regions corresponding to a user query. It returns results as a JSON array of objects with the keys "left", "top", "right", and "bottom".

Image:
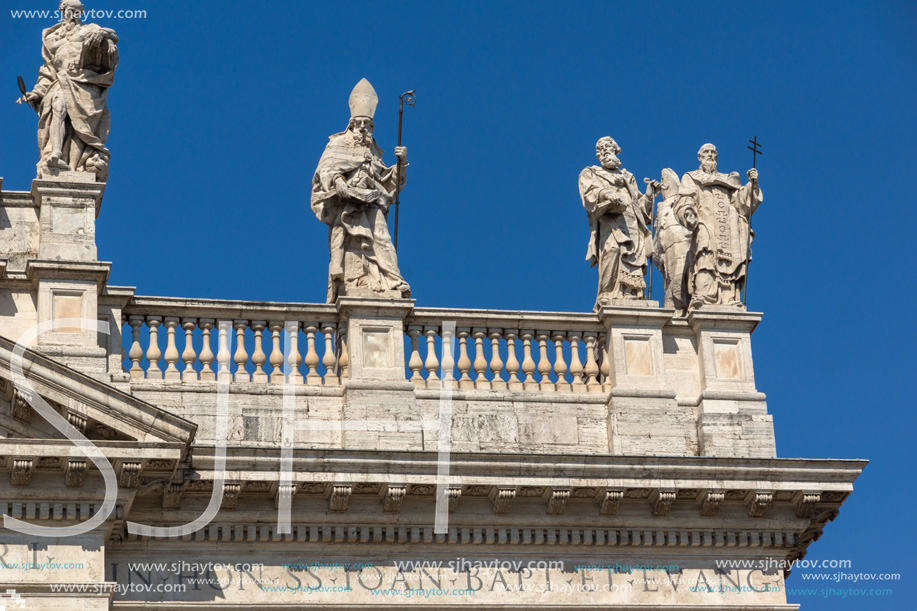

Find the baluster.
[
  {"left": 553, "top": 332, "right": 570, "bottom": 392},
  {"left": 600, "top": 334, "right": 612, "bottom": 392},
  {"left": 286, "top": 321, "right": 303, "bottom": 384},
  {"left": 233, "top": 320, "right": 250, "bottom": 382},
  {"left": 127, "top": 315, "right": 144, "bottom": 379},
  {"left": 520, "top": 330, "right": 537, "bottom": 390},
  {"left": 584, "top": 332, "right": 601, "bottom": 391},
  {"left": 423, "top": 327, "right": 439, "bottom": 387},
  {"left": 181, "top": 319, "right": 198, "bottom": 382},
  {"left": 338, "top": 329, "right": 350, "bottom": 379},
  {"left": 269, "top": 321, "right": 284, "bottom": 383},
  {"left": 251, "top": 321, "right": 267, "bottom": 383},
  {"left": 120, "top": 315, "right": 127, "bottom": 371},
  {"left": 441, "top": 327, "right": 456, "bottom": 388},
  {"left": 407, "top": 326, "right": 424, "bottom": 387},
  {"left": 145, "top": 316, "right": 162, "bottom": 379},
  {"left": 505, "top": 331, "right": 522, "bottom": 391},
  {"left": 163, "top": 317, "right": 181, "bottom": 381},
  {"left": 199, "top": 319, "right": 215, "bottom": 381},
  {"left": 536, "top": 331, "right": 554, "bottom": 391},
  {"left": 304, "top": 324, "right": 321, "bottom": 384},
  {"left": 472, "top": 328, "right": 489, "bottom": 390},
  {"left": 568, "top": 332, "right": 586, "bottom": 392},
  {"left": 489, "top": 329, "right": 506, "bottom": 390},
  {"left": 216, "top": 321, "right": 232, "bottom": 383},
  {"left": 322, "top": 323, "right": 338, "bottom": 386},
  {"left": 456, "top": 329, "right": 473, "bottom": 389}
]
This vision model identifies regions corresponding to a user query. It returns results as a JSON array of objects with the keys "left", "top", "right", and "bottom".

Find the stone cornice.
[
  {"left": 0, "top": 334, "right": 197, "bottom": 449},
  {"left": 25, "top": 260, "right": 111, "bottom": 289},
  {"left": 186, "top": 449, "right": 866, "bottom": 489}
]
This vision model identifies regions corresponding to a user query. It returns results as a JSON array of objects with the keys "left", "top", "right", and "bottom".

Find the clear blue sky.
[{"left": 2, "top": 1, "right": 915, "bottom": 607}]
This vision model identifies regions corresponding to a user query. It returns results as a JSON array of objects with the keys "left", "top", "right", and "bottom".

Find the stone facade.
[{"left": 0, "top": 175, "right": 865, "bottom": 609}]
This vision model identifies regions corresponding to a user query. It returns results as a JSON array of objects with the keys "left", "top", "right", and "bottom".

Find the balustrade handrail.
[
  {"left": 406, "top": 307, "right": 602, "bottom": 332},
  {"left": 123, "top": 295, "right": 338, "bottom": 322}
]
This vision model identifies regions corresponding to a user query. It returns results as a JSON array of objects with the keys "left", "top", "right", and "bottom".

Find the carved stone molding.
[
  {"left": 119, "top": 461, "right": 142, "bottom": 488},
  {"left": 795, "top": 492, "right": 821, "bottom": 518},
  {"left": 221, "top": 483, "right": 241, "bottom": 510},
  {"left": 381, "top": 485, "right": 407, "bottom": 513},
  {"left": 65, "top": 459, "right": 87, "bottom": 487},
  {"left": 596, "top": 488, "right": 624, "bottom": 515},
  {"left": 273, "top": 484, "right": 296, "bottom": 510},
  {"left": 701, "top": 490, "right": 725, "bottom": 517},
  {"left": 544, "top": 488, "right": 571, "bottom": 515},
  {"left": 408, "top": 484, "right": 435, "bottom": 496},
  {"left": 121, "top": 522, "right": 803, "bottom": 549},
  {"left": 11, "top": 458, "right": 33, "bottom": 486},
  {"left": 447, "top": 487, "right": 462, "bottom": 513},
  {"left": 490, "top": 487, "right": 516, "bottom": 514},
  {"left": 67, "top": 411, "right": 89, "bottom": 434},
  {"left": 162, "top": 482, "right": 184, "bottom": 510},
  {"left": 94, "top": 423, "right": 118, "bottom": 439},
  {"left": 146, "top": 459, "right": 174, "bottom": 471},
  {"left": 329, "top": 485, "right": 352, "bottom": 512},
  {"left": 651, "top": 489, "right": 676, "bottom": 516},
  {"left": 11, "top": 389, "right": 32, "bottom": 423},
  {"left": 748, "top": 491, "right": 773, "bottom": 518}
]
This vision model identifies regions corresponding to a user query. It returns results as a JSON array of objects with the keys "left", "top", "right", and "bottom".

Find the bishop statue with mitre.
[{"left": 311, "top": 79, "right": 411, "bottom": 302}]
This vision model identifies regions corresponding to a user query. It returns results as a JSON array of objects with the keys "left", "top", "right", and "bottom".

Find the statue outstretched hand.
[
  {"left": 394, "top": 146, "right": 408, "bottom": 165},
  {"left": 15, "top": 91, "right": 39, "bottom": 105},
  {"left": 747, "top": 168, "right": 758, "bottom": 183}
]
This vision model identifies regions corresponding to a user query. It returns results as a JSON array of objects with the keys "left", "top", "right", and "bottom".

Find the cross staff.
[
  {"left": 743, "top": 136, "right": 762, "bottom": 305},
  {"left": 393, "top": 90, "right": 416, "bottom": 251},
  {"left": 643, "top": 177, "right": 660, "bottom": 301}
]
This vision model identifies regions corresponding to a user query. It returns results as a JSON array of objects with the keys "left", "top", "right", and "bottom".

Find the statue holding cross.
[{"left": 672, "top": 143, "right": 763, "bottom": 310}]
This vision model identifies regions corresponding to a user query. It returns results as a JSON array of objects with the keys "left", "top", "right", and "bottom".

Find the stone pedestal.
[
  {"left": 688, "top": 308, "right": 776, "bottom": 457},
  {"left": 598, "top": 301, "right": 674, "bottom": 396},
  {"left": 336, "top": 297, "right": 419, "bottom": 450},
  {"left": 32, "top": 176, "right": 103, "bottom": 262},
  {"left": 19, "top": 178, "right": 112, "bottom": 376},
  {"left": 598, "top": 302, "right": 691, "bottom": 455}
]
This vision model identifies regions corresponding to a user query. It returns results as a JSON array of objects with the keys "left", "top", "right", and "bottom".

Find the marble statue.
[
  {"left": 653, "top": 168, "right": 697, "bottom": 312},
  {"left": 16, "top": 0, "right": 119, "bottom": 182},
  {"left": 678, "top": 144, "right": 763, "bottom": 309},
  {"left": 579, "top": 137, "right": 660, "bottom": 310},
  {"left": 311, "top": 79, "right": 411, "bottom": 302}
]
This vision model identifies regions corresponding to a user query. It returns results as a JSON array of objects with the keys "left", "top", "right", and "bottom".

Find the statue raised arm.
[
  {"left": 680, "top": 144, "right": 763, "bottom": 309},
  {"left": 16, "top": 0, "right": 119, "bottom": 181}
]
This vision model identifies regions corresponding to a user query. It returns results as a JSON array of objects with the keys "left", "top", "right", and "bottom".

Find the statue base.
[{"left": 37, "top": 167, "right": 98, "bottom": 183}]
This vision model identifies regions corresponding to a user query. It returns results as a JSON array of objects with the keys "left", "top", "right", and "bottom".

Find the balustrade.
[
  {"left": 403, "top": 310, "right": 608, "bottom": 392},
  {"left": 121, "top": 298, "right": 341, "bottom": 385},
  {"left": 121, "top": 299, "right": 611, "bottom": 392}
]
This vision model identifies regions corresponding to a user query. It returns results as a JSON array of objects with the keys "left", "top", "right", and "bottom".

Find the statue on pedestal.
[
  {"left": 677, "top": 144, "right": 763, "bottom": 309},
  {"left": 653, "top": 168, "right": 697, "bottom": 313},
  {"left": 15, "top": 0, "right": 119, "bottom": 182},
  {"left": 579, "top": 137, "right": 660, "bottom": 310},
  {"left": 311, "top": 79, "right": 411, "bottom": 303}
]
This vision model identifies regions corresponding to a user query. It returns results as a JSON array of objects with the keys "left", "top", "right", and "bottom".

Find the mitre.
[{"left": 348, "top": 78, "right": 378, "bottom": 119}]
